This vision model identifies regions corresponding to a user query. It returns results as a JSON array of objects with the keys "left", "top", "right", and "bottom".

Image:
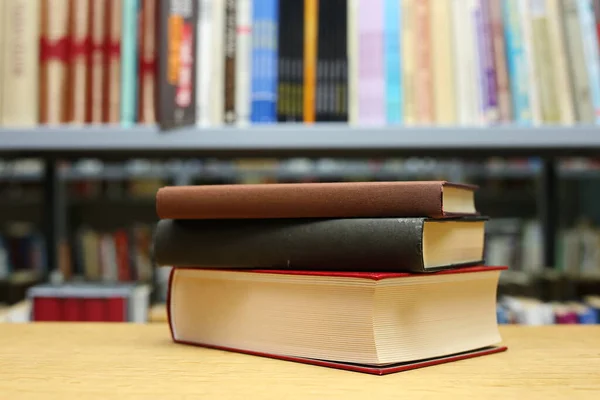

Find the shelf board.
[{"left": 1, "top": 124, "right": 600, "bottom": 158}]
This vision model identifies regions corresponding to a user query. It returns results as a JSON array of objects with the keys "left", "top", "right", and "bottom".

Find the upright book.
[
  {"left": 156, "top": 0, "right": 198, "bottom": 130},
  {"left": 155, "top": 181, "right": 478, "bottom": 220}
]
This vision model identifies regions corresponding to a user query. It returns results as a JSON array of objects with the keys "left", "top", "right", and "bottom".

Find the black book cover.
[
  {"left": 153, "top": 217, "right": 486, "bottom": 273},
  {"left": 155, "top": 0, "right": 198, "bottom": 131}
]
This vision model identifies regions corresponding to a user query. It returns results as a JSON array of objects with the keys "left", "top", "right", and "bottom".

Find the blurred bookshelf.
[{"left": 2, "top": 0, "right": 600, "bottom": 325}]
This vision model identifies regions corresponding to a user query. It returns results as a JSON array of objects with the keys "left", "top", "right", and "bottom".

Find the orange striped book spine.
[{"left": 303, "top": 0, "right": 318, "bottom": 123}]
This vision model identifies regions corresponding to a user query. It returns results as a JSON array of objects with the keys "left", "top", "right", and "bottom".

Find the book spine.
[
  {"left": 120, "top": 0, "right": 139, "bottom": 127},
  {"left": 138, "top": 0, "right": 157, "bottom": 124},
  {"left": 302, "top": 0, "right": 318, "bottom": 123},
  {"left": 104, "top": 0, "right": 122, "bottom": 124},
  {"left": 358, "top": 0, "right": 385, "bottom": 125},
  {"left": 503, "top": 0, "right": 532, "bottom": 124},
  {"left": 250, "top": 0, "right": 262, "bottom": 123},
  {"left": 89, "top": 0, "right": 107, "bottom": 124},
  {"left": 545, "top": 0, "right": 575, "bottom": 124},
  {"left": 415, "top": 0, "right": 433, "bottom": 123},
  {"left": 490, "top": 0, "right": 512, "bottom": 123},
  {"left": 68, "top": 0, "right": 89, "bottom": 124},
  {"left": 401, "top": 0, "right": 416, "bottom": 125},
  {"left": 451, "top": 0, "right": 470, "bottom": 125},
  {"left": 335, "top": 0, "right": 348, "bottom": 123},
  {"left": 39, "top": 0, "right": 70, "bottom": 125},
  {"left": 384, "top": 0, "right": 402, "bottom": 124},
  {"left": 480, "top": 0, "right": 499, "bottom": 123},
  {"left": 472, "top": 0, "right": 486, "bottom": 124},
  {"left": 224, "top": 0, "right": 236, "bottom": 124},
  {"left": 562, "top": 0, "right": 594, "bottom": 122},
  {"left": 347, "top": 0, "right": 358, "bottom": 125},
  {"left": 154, "top": 218, "right": 432, "bottom": 272},
  {"left": 577, "top": 0, "right": 600, "bottom": 124},
  {"left": 518, "top": 0, "right": 542, "bottom": 125},
  {"left": 197, "top": 0, "right": 212, "bottom": 127},
  {"left": 431, "top": 0, "right": 455, "bottom": 124},
  {"left": 235, "top": 0, "right": 252, "bottom": 126},
  {"left": 595, "top": 0, "right": 600, "bottom": 44},
  {"left": 1, "top": 0, "right": 40, "bottom": 126},
  {"left": 531, "top": 0, "right": 561, "bottom": 123},
  {"left": 211, "top": 0, "right": 225, "bottom": 125},
  {"left": 155, "top": 0, "right": 198, "bottom": 130},
  {"left": 266, "top": 0, "right": 278, "bottom": 123},
  {"left": 464, "top": 0, "right": 483, "bottom": 125}
]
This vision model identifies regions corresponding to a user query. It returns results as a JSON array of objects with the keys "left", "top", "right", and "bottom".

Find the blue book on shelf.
[
  {"left": 251, "top": 0, "right": 276, "bottom": 123},
  {"left": 577, "top": 0, "right": 600, "bottom": 124},
  {"left": 266, "top": 0, "right": 279, "bottom": 123},
  {"left": 502, "top": 0, "right": 531, "bottom": 125},
  {"left": 384, "top": 0, "right": 402, "bottom": 124},
  {"left": 121, "top": 0, "right": 140, "bottom": 127}
]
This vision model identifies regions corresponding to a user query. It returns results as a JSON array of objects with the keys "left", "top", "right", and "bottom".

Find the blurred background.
[{"left": 1, "top": 0, "right": 600, "bottom": 325}]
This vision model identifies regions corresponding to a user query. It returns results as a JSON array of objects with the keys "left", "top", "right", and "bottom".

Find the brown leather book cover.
[{"left": 156, "top": 181, "right": 478, "bottom": 220}]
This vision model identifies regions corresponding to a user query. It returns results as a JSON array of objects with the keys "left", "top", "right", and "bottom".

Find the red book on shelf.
[
  {"left": 33, "top": 297, "right": 62, "bottom": 321},
  {"left": 114, "top": 230, "right": 131, "bottom": 281},
  {"left": 83, "top": 298, "right": 106, "bottom": 321},
  {"left": 167, "top": 265, "right": 508, "bottom": 375},
  {"left": 39, "top": 0, "right": 71, "bottom": 124},
  {"left": 63, "top": 298, "right": 84, "bottom": 321},
  {"left": 106, "top": 297, "right": 127, "bottom": 322}
]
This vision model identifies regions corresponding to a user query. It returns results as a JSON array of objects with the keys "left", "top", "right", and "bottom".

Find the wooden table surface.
[{"left": 1, "top": 324, "right": 599, "bottom": 399}]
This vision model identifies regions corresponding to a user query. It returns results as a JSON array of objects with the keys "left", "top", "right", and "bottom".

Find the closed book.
[
  {"left": 153, "top": 217, "right": 486, "bottom": 272},
  {"left": 167, "top": 265, "right": 507, "bottom": 375},
  {"left": 1, "top": 0, "right": 40, "bottom": 126},
  {"left": 155, "top": 0, "right": 198, "bottom": 130},
  {"left": 156, "top": 181, "right": 478, "bottom": 220}
]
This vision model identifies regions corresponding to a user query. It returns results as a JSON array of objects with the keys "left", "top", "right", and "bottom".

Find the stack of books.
[{"left": 153, "top": 181, "right": 508, "bottom": 375}]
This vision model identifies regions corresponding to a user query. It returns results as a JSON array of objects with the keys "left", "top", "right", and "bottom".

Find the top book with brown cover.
[{"left": 155, "top": 181, "right": 478, "bottom": 219}]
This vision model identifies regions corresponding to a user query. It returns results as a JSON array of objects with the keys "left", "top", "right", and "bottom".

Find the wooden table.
[{"left": 1, "top": 324, "right": 599, "bottom": 399}]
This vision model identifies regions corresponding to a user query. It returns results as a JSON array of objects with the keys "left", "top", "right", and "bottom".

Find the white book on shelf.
[
  {"left": 431, "top": 0, "right": 456, "bottom": 124},
  {"left": 576, "top": 0, "right": 600, "bottom": 124},
  {"left": 347, "top": 0, "right": 359, "bottom": 125},
  {"left": 197, "top": 0, "right": 213, "bottom": 127},
  {"left": 210, "top": 0, "right": 226, "bottom": 126},
  {"left": 235, "top": 0, "right": 252, "bottom": 126},
  {"left": 466, "top": 0, "right": 484, "bottom": 125},
  {"left": 518, "top": 0, "right": 542, "bottom": 125},
  {"left": 451, "top": 0, "right": 471, "bottom": 125},
  {"left": 546, "top": 0, "right": 576, "bottom": 124},
  {"left": 1, "top": 0, "right": 40, "bottom": 126}
]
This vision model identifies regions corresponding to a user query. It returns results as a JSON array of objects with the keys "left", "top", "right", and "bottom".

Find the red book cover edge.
[
  {"left": 165, "top": 266, "right": 508, "bottom": 375},
  {"left": 168, "top": 265, "right": 508, "bottom": 281}
]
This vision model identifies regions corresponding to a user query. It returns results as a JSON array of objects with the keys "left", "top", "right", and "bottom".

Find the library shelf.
[{"left": 1, "top": 124, "right": 600, "bottom": 158}]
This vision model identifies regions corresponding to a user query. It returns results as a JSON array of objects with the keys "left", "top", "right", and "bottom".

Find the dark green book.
[{"left": 153, "top": 217, "right": 487, "bottom": 272}]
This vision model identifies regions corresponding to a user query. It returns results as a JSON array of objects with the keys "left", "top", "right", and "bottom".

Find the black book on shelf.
[{"left": 155, "top": 0, "right": 199, "bottom": 131}]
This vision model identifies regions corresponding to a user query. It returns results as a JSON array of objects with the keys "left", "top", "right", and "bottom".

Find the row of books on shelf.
[
  {"left": 487, "top": 218, "right": 600, "bottom": 277},
  {"left": 0, "top": 223, "right": 154, "bottom": 285},
  {"left": 0, "top": 0, "right": 156, "bottom": 127},
  {"left": 3, "top": 0, "right": 600, "bottom": 129},
  {"left": 497, "top": 295, "right": 600, "bottom": 324}
]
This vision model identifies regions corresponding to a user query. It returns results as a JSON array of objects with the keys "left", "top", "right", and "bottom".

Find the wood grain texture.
[{"left": 0, "top": 325, "right": 599, "bottom": 399}]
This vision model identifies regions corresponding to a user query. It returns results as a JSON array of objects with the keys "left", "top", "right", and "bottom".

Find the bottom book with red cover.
[{"left": 166, "top": 265, "right": 508, "bottom": 375}]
